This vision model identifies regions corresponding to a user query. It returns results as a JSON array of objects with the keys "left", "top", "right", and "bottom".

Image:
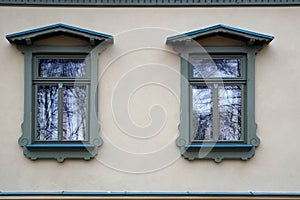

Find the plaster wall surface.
[{"left": 0, "top": 6, "right": 299, "bottom": 192}]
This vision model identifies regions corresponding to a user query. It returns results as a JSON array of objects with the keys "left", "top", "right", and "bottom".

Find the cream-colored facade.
[{"left": 0, "top": 5, "right": 300, "bottom": 198}]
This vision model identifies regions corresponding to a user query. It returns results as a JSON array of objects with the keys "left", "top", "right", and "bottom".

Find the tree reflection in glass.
[
  {"left": 218, "top": 86, "right": 242, "bottom": 141},
  {"left": 192, "top": 86, "right": 213, "bottom": 140},
  {"left": 36, "top": 58, "right": 88, "bottom": 141},
  {"left": 63, "top": 86, "right": 87, "bottom": 141},
  {"left": 192, "top": 85, "right": 242, "bottom": 141},
  {"left": 191, "top": 58, "right": 240, "bottom": 78},
  {"left": 36, "top": 86, "right": 59, "bottom": 141},
  {"left": 39, "top": 59, "right": 86, "bottom": 78}
]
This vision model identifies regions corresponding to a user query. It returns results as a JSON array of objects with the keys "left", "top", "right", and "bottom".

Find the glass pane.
[
  {"left": 36, "top": 86, "right": 59, "bottom": 141},
  {"left": 38, "top": 58, "right": 86, "bottom": 78},
  {"left": 62, "top": 86, "right": 87, "bottom": 141},
  {"left": 218, "top": 86, "right": 242, "bottom": 141},
  {"left": 191, "top": 58, "right": 241, "bottom": 78},
  {"left": 192, "top": 86, "right": 213, "bottom": 140}
]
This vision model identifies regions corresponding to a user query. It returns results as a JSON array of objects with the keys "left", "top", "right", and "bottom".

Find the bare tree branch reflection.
[
  {"left": 191, "top": 59, "right": 240, "bottom": 78},
  {"left": 192, "top": 86, "right": 213, "bottom": 140},
  {"left": 36, "top": 59, "right": 88, "bottom": 141}
]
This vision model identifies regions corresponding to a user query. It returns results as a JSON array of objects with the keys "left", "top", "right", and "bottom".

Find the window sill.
[
  {"left": 26, "top": 143, "right": 95, "bottom": 149},
  {"left": 181, "top": 143, "right": 256, "bottom": 163},
  {"left": 185, "top": 143, "right": 253, "bottom": 148},
  {"left": 22, "top": 143, "right": 99, "bottom": 162}
]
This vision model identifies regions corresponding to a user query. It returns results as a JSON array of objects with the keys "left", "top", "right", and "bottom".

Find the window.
[
  {"left": 34, "top": 55, "right": 89, "bottom": 142},
  {"left": 190, "top": 55, "right": 246, "bottom": 143},
  {"left": 167, "top": 24, "right": 274, "bottom": 162},
  {"left": 6, "top": 24, "right": 113, "bottom": 162}
]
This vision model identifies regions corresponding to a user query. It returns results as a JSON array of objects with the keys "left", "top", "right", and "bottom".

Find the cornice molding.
[{"left": 0, "top": 0, "right": 299, "bottom": 7}]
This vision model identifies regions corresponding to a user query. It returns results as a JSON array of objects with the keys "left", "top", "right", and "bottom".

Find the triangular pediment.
[
  {"left": 167, "top": 24, "right": 274, "bottom": 46},
  {"left": 6, "top": 23, "right": 113, "bottom": 46},
  {"left": 196, "top": 35, "right": 246, "bottom": 46}
]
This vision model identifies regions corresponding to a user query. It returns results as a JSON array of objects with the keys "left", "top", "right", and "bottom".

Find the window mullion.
[
  {"left": 212, "top": 83, "right": 219, "bottom": 141},
  {"left": 58, "top": 83, "right": 63, "bottom": 141}
]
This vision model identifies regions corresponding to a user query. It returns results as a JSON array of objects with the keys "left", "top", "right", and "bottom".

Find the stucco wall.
[{"left": 0, "top": 6, "right": 299, "bottom": 192}]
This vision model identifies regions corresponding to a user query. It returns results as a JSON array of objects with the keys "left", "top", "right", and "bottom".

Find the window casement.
[
  {"left": 6, "top": 24, "right": 113, "bottom": 162},
  {"left": 33, "top": 55, "right": 90, "bottom": 142},
  {"left": 189, "top": 54, "right": 246, "bottom": 143},
  {"left": 167, "top": 24, "right": 274, "bottom": 162}
]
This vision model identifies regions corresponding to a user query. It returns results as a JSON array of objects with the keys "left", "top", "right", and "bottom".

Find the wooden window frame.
[
  {"left": 174, "top": 46, "right": 262, "bottom": 162},
  {"left": 6, "top": 24, "right": 113, "bottom": 162},
  {"left": 33, "top": 54, "right": 91, "bottom": 143},
  {"left": 188, "top": 54, "right": 246, "bottom": 143},
  {"left": 16, "top": 46, "right": 104, "bottom": 162}
]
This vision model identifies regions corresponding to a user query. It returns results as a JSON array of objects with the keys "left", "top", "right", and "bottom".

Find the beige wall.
[{"left": 0, "top": 6, "right": 300, "bottom": 192}]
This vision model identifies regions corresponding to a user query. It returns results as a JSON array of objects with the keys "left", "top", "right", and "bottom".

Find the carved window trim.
[
  {"left": 6, "top": 24, "right": 113, "bottom": 162},
  {"left": 167, "top": 24, "right": 274, "bottom": 162}
]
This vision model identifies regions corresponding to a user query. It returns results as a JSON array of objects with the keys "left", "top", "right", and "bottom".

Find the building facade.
[{"left": 0, "top": 1, "right": 300, "bottom": 199}]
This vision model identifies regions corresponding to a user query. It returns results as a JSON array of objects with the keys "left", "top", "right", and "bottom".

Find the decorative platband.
[
  {"left": 185, "top": 143, "right": 253, "bottom": 148},
  {"left": 0, "top": 0, "right": 299, "bottom": 6},
  {"left": 26, "top": 144, "right": 95, "bottom": 149}
]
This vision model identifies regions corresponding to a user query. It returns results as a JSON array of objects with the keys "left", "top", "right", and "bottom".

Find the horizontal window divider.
[
  {"left": 189, "top": 80, "right": 246, "bottom": 84},
  {"left": 33, "top": 80, "right": 91, "bottom": 84},
  {"left": 189, "top": 54, "right": 246, "bottom": 59},
  {"left": 35, "top": 55, "right": 88, "bottom": 59}
]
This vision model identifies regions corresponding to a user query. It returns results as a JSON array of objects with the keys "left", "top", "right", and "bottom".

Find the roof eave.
[
  {"left": 166, "top": 25, "right": 274, "bottom": 45},
  {"left": 6, "top": 23, "right": 113, "bottom": 46}
]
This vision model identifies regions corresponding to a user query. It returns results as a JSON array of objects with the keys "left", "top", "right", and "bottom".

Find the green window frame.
[
  {"left": 166, "top": 24, "right": 274, "bottom": 162},
  {"left": 188, "top": 54, "right": 246, "bottom": 143},
  {"left": 33, "top": 54, "right": 91, "bottom": 143},
  {"left": 6, "top": 24, "right": 113, "bottom": 162},
  {"left": 178, "top": 47, "right": 261, "bottom": 162}
]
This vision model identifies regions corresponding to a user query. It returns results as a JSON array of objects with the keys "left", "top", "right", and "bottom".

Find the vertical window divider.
[
  {"left": 58, "top": 83, "right": 63, "bottom": 142},
  {"left": 212, "top": 83, "right": 219, "bottom": 141}
]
